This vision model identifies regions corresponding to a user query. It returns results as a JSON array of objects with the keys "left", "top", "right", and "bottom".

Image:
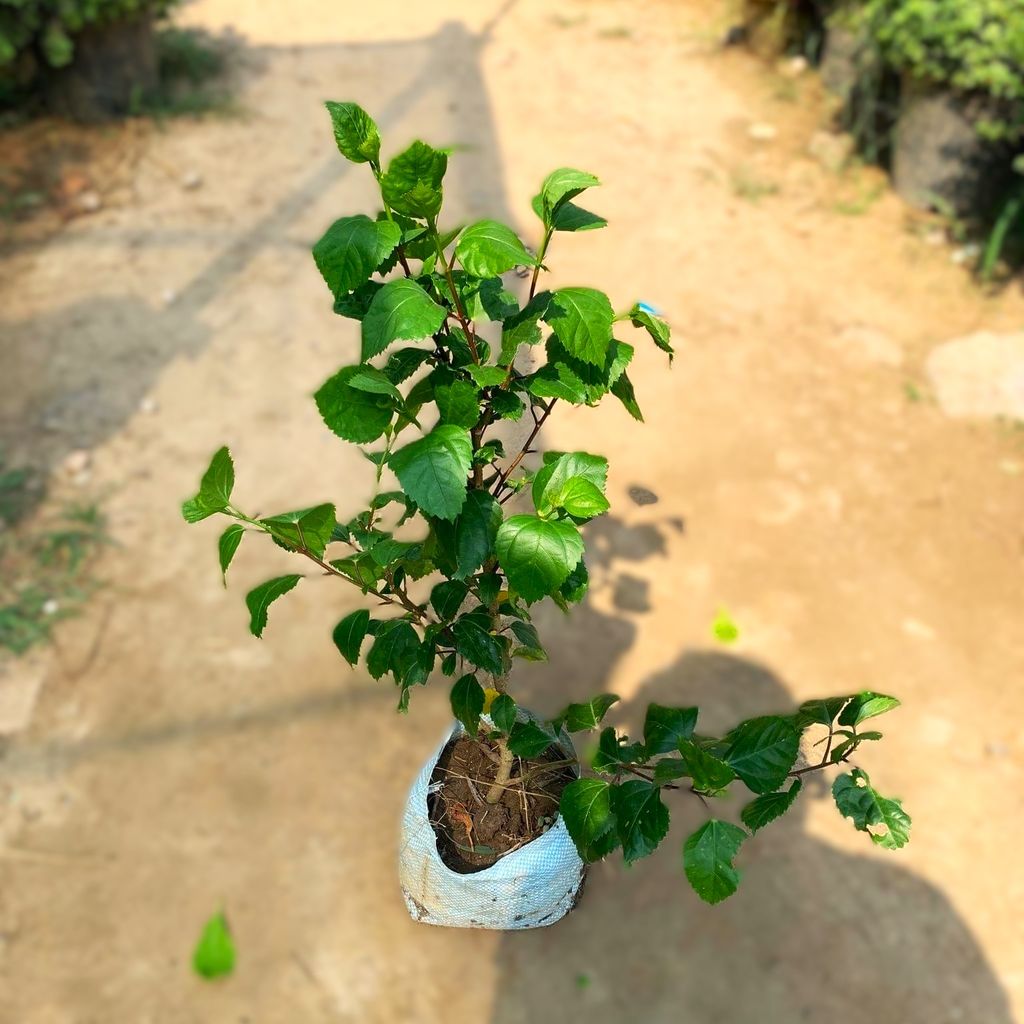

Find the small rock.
[
  {"left": 951, "top": 242, "right": 981, "bottom": 266},
  {"left": 139, "top": 395, "right": 159, "bottom": 415},
  {"left": 42, "top": 599, "right": 59, "bottom": 616},
  {"left": 161, "top": 287, "right": 178, "bottom": 307},
  {"left": 75, "top": 190, "right": 102, "bottom": 214},
  {"left": 181, "top": 169, "right": 203, "bottom": 190},
  {"left": 807, "top": 130, "right": 854, "bottom": 173},
  {"left": 924, "top": 228, "right": 947, "bottom": 247},
  {"left": 748, "top": 122, "right": 778, "bottom": 142},
  {"left": 781, "top": 55, "right": 808, "bottom": 77},
  {"left": 62, "top": 449, "right": 91, "bottom": 475},
  {"left": 72, "top": 470, "right": 92, "bottom": 488},
  {"left": 901, "top": 617, "right": 936, "bottom": 640},
  {"left": 926, "top": 330, "right": 1024, "bottom": 420}
]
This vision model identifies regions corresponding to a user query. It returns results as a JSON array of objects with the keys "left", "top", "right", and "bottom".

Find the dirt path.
[{"left": 1, "top": 1, "right": 1022, "bottom": 1021}]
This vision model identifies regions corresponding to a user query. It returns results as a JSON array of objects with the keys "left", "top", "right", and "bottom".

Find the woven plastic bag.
[{"left": 398, "top": 717, "right": 586, "bottom": 930}]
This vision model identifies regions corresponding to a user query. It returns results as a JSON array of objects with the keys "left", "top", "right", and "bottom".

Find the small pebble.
[
  {"left": 780, "top": 55, "right": 808, "bottom": 77},
  {"left": 42, "top": 599, "right": 59, "bottom": 616},
  {"left": 62, "top": 449, "right": 91, "bottom": 475},
  {"left": 181, "top": 170, "right": 203, "bottom": 190},
  {"left": 161, "top": 288, "right": 178, "bottom": 307},
  {"left": 76, "top": 190, "right": 102, "bottom": 214},
  {"left": 748, "top": 122, "right": 778, "bottom": 142},
  {"left": 139, "top": 395, "right": 159, "bottom": 415}
]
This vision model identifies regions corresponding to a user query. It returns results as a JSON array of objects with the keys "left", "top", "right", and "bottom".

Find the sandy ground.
[{"left": 1, "top": 0, "right": 1023, "bottom": 1021}]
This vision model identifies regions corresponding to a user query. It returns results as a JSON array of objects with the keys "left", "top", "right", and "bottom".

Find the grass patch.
[
  {"left": 0, "top": 457, "right": 108, "bottom": 656},
  {"left": 731, "top": 165, "right": 780, "bottom": 203}
]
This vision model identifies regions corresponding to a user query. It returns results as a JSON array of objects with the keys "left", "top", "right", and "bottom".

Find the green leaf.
[
  {"left": 537, "top": 167, "right": 600, "bottom": 225},
  {"left": 218, "top": 524, "right": 244, "bottom": 585},
  {"left": 530, "top": 193, "right": 606, "bottom": 232},
  {"left": 543, "top": 287, "right": 614, "bottom": 367},
  {"left": 346, "top": 364, "right": 404, "bottom": 402},
  {"left": 192, "top": 911, "right": 236, "bottom": 980},
  {"left": 591, "top": 726, "right": 646, "bottom": 774},
  {"left": 500, "top": 291, "right": 550, "bottom": 365},
  {"left": 559, "top": 558, "right": 589, "bottom": 605},
  {"left": 450, "top": 674, "right": 485, "bottom": 735},
  {"left": 712, "top": 608, "right": 740, "bottom": 644},
  {"left": 246, "top": 575, "right": 302, "bottom": 638},
  {"left": 612, "top": 780, "right": 670, "bottom": 865},
  {"left": 509, "top": 620, "right": 546, "bottom": 661},
  {"left": 312, "top": 215, "right": 401, "bottom": 299},
  {"left": 741, "top": 778, "right": 802, "bottom": 834},
  {"left": 532, "top": 451, "right": 608, "bottom": 512},
  {"left": 452, "top": 613, "right": 505, "bottom": 675},
  {"left": 389, "top": 425, "right": 472, "bottom": 521},
  {"left": 362, "top": 278, "right": 446, "bottom": 361},
  {"left": 628, "top": 302, "right": 674, "bottom": 362},
  {"left": 490, "top": 693, "right": 517, "bottom": 733},
  {"left": 452, "top": 491, "right": 503, "bottom": 579},
  {"left": 380, "top": 140, "right": 447, "bottom": 219},
  {"left": 325, "top": 101, "right": 380, "bottom": 164},
  {"left": 455, "top": 220, "right": 537, "bottom": 278},
  {"left": 677, "top": 739, "right": 737, "bottom": 793},
  {"left": 837, "top": 691, "right": 901, "bottom": 727},
  {"left": 833, "top": 769, "right": 911, "bottom": 850},
  {"left": 723, "top": 716, "right": 800, "bottom": 795},
  {"left": 561, "top": 777, "right": 619, "bottom": 861},
  {"left": 490, "top": 390, "right": 525, "bottom": 421},
  {"left": 332, "top": 608, "right": 371, "bottom": 666},
  {"left": 610, "top": 371, "right": 643, "bottom": 421},
  {"left": 795, "top": 697, "right": 850, "bottom": 729},
  {"left": 508, "top": 719, "right": 558, "bottom": 758},
  {"left": 465, "top": 364, "right": 507, "bottom": 388},
  {"left": 315, "top": 365, "right": 394, "bottom": 444},
  {"left": 430, "top": 579, "right": 468, "bottom": 621},
  {"left": 554, "top": 694, "right": 620, "bottom": 732},
  {"left": 526, "top": 361, "right": 587, "bottom": 404},
  {"left": 260, "top": 503, "right": 336, "bottom": 558},
  {"left": 182, "top": 447, "right": 235, "bottom": 523},
  {"left": 683, "top": 820, "right": 747, "bottom": 905},
  {"left": 334, "top": 279, "right": 382, "bottom": 321},
  {"left": 643, "top": 703, "right": 698, "bottom": 754},
  {"left": 366, "top": 619, "right": 420, "bottom": 681},
  {"left": 384, "top": 347, "right": 433, "bottom": 385},
  {"left": 495, "top": 515, "right": 584, "bottom": 603},
  {"left": 435, "top": 379, "right": 481, "bottom": 428},
  {"left": 548, "top": 476, "right": 610, "bottom": 520}
]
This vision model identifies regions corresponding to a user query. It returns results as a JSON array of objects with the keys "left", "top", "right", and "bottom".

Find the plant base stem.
[{"left": 485, "top": 737, "right": 515, "bottom": 805}]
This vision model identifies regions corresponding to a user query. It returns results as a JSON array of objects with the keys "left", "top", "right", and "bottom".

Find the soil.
[
  {"left": 429, "top": 735, "right": 575, "bottom": 872},
  {"left": 1, "top": 1, "right": 1023, "bottom": 1021}
]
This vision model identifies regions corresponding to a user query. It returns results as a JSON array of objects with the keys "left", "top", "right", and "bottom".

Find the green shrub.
[
  {"left": 0, "top": 0, "right": 176, "bottom": 71},
  {"left": 860, "top": 0, "right": 1024, "bottom": 138}
]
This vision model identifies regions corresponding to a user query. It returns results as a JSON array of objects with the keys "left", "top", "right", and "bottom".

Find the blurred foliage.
[{"left": 0, "top": 0, "right": 177, "bottom": 70}]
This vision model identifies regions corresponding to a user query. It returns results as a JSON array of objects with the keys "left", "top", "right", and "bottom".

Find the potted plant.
[{"left": 182, "top": 102, "right": 911, "bottom": 929}]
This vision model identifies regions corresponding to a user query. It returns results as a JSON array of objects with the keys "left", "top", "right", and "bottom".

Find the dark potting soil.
[{"left": 428, "top": 735, "right": 576, "bottom": 873}]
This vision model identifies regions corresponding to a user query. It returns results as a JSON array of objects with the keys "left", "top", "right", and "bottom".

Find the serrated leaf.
[
  {"left": 612, "top": 780, "right": 670, "bottom": 864},
  {"left": 389, "top": 425, "right": 472, "bottom": 521},
  {"left": 346, "top": 364, "right": 404, "bottom": 402},
  {"left": 508, "top": 718, "right": 558, "bottom": 757},
  {"left": 455, "top": 220, "right": 537, "bottom": 278},
  {"left": 384, "top": 347, "right": 433, "bottom": 385},
  {"left": 500, "top": 291, "right": 550, "bottom": 365},
  {"left": 490, "top": 390, "right": 524, "bottom": 421},
  {"left": 451, "top": 490, "right": 502, "bottom": 579},
  {"left": 509, "top": 620, "right": 546, "bottom": 661},
  {"left": 610, "top": 371, "right": 643, "bottom": 421},
  {"left": 192, "top": 911, "right": 236, "bottom": 980},
  {"left": 182, "top": 447, "right": 234, "bottom": 523},
  {"left": 490, "top": 693, "right": 517, "bottom": 733},
  {"left": 741, "top": 778, "right": 802, "bottom": 834},
  {"left": 465, "top": 364, "right": 507, "bottom": 388},
  {"left": 530, "top": 193, "right": 607, "bottom": 232},
  {"left": 591, "top": 725, "right": 646, "bottom": 774},
  {"left": 526, "top": 361, "right": 587, "bottom": 403},
  {"left": 218, "top": 524, "right": 244, "bottom": 585},
  {"left": 334, "top": 279, "right": 383, "bottom": 321},
  {"left": 643, "top": 703, "right": 699, "bottom": 754},
  {"left": 537, "top": 167, "right": 600, "bottom": 225},
  {"left": 380, "top": 140, "right": 447, "bottom": 219},
  {"left": 430, "top": 579, "right": 468, "bottom": 621},
  {"left": 561, "top": 777, "right": 619, "bottom": 861},
  {"left": 683, "top": 820, "right": 747, "bottom": 905},
  {"left": 554, "top": 694, "right": 620, "bottom": 732},
  {"left": 246, "top": 574, "right": 302, "bottom": 638},
  {"left": 531, "top": 451, "right": 608, "bottom": 512},
  {"left": 833, "top": 769, "right": 911, "bottom": 849},
  {"left": 548, "top": 476, "right": 610, "bottom": 519},
  {"left": 452, "top": 613, "right": 505, "bottom": 675},
  {"left": 723, "top": 716, "right": 800, "bottom": 794},
  {"left": 366, "top": 619, "right": 420, "bottom": 681},
  {"left": 543, "top": 287, "right": 614, "bottom": 367},
  {"left": 332, "top": 608, "right": 371, "bottom": 666},
  {"left": 312, "top": 215, "right": 401, "bottom": 299},
  {"left": 361, "top": 278, "right": 446, "bottom": 361},
  {"left": 495, "top": 515, "right": 584, "bottom": 603},
  {"left": 677, "top": 739, "right": 737, "bottom": 793},
  {"left": 315, "top": 365, "right": 395, "bottom": 444},
  {"left": 435, "top": 379, "right": 482, "bottom": 428},
  {"left": 325, "top": 101, "right": 380, "bottom": 164},
  {"left": 837, "top": 691, "right": 901, "bottom": 727},
  {"left": 628, "top": 302, "right": 674, "bottom": 362},
  {"left": 795, "top": 696, "right": 851, "bottom": 729},
  {"left": 260, "top": 503, "right": 336, "bottom": 558},
  {"left": 450, "top": 674, "right": 485, "bottom": 735}
]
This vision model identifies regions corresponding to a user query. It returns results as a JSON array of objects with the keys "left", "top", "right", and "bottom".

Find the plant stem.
[
  {"left": 528, "top": 226, "right": 553, "bottom": 300},
  {"left": 429, "top": 219, "right": 479, "bottom": 362},
  {"left": 493, "top": 398, "right": 557, "bottom": 499},
  {"left": 485, "top": 736, "right": 516, "bottom": 804}
]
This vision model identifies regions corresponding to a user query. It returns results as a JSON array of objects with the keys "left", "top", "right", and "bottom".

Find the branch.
[{"left": 493, "top": 398, "right": 557, "bottom": 498}]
